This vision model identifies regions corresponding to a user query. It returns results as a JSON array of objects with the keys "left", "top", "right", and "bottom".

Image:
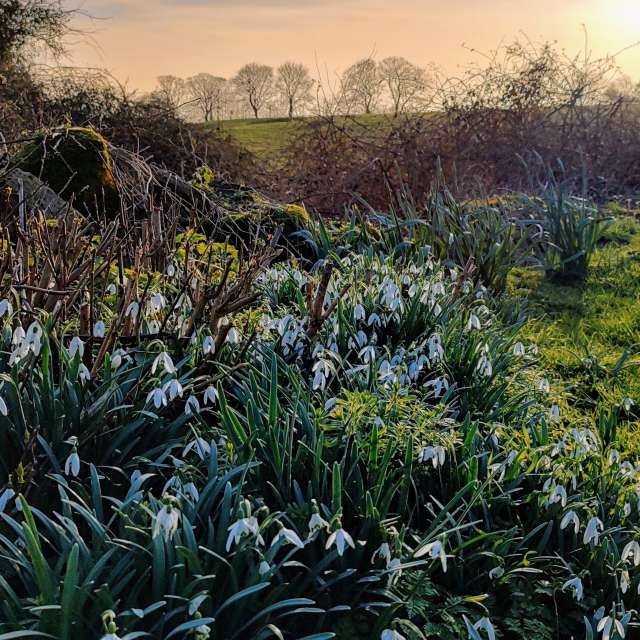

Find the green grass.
[
  {"left": 202, "top": 113, "right": 390, "bottom": 158},
  {"left": 510, "top": 215, "right": 640, "bottom": 423}
]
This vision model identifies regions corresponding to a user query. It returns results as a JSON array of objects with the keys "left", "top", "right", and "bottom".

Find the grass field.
[{"left": 202, "top": 113, "right": 389, "bottom": 157}]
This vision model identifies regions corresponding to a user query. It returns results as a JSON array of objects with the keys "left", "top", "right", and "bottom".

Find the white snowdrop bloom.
[
  {"left": 371, "top": 542, "right": 392, "bottom": 566},
  {"left": 106, "top": 283, "right": 117, "bottom": 295},
  {"left": 68, "top": 336, "right": 84, "bottom": 359},
  {"left": 153, "top": 502, "right": 180, "bottom": 541},
  {"left": 324, "top": 397, "right": 337, "bottom": 412},
  {"left": 226, "top": 327, "right": 240, "bottom": 344},
  {"left": 125, "top": 301, "right": 139, "bottom": 320},
  {"left": 163, "top": 379, "right": 184, "bottom": 402},
  {"left": 621, "top": 569, "right": 631, "bottom": 594},
  {"left": 0, "top": 488, "right": 16, "bottom": 513},
  {"left": 427, "top": 376, "right": 450, "bottom": 398},
  {"left": 538, "top": 378, "right": 550, "bottom": 393},
  {"left": 608, "top": 449, "right": 620, "bottom": 465},
  {"left": 623, "top": 397, "right": 634, "bottom": 412},
  {"left": 597, "top": 615, "right": 625, "bottom": 640},
  {"left": 419, "top": 446, "right": 446, "bottom": 468},
  {"left": 147, "top": 320, "right": 160, "bottom": 335},
  {"left": 202, "top": 335, "right": 216, "bottom": 355},
  {"left": 513, "top": 341, "right": 525, "bottom": 356},
  {"left": 78, "top": 364, "right": 91, "bottom": 385},
  {"left": 150, "top": 293, "right": 166, "bottom": 312},
  {"left": 367, "top": 312, "right": 381, "bottom": 327},
  {"left": 560, "top": 510, "right": 580, "bottom": 534},
  {"left": 152, "top": 352, "right": 175, "bottom": 375},
  {"left": 12, "top": 326, "right": 25, "bottom": 346},
  {"left": 64, "top": 451, "right": 80, "bottom": 477},
  {"left": 547, "top": 484, "right": 567, "bottom": 508},
  {"left": 203, "top": 385, "right": 218, "bottom": 405},
  {"left": 359, "top": 345, "right": 377, "bottom": 364},
  {"left": 471, "top": 617, "right": 496, "bottom": 640},
  {"left": 583, "top": 516, "right": 604, "bottom": 545},
  {"left": 624, "top": 502, "right": 632, "bottom": 516},
  {"left": 181, "top": 482, "right": 199, "bottom": 503},
  {"left": 166, "top": 263, "right": 176, "bottom": 277},
  {"left": 183, "top": 437, "right": 211, "bottom": 461},
  {"left": 562, "top": 576, "right": 584, "bottom": 601},
  {"left": 622, "top": 540, "right": 640, "bottom": 566},
  {"left": 110, "top": 349, "right": 130, "bottom": 370},
  {"left": 0, "top": 299, "right": 12, "bottom": 317},
  {"left": 308, "top": 508, "right": 330, "bottom": 535},
  {"left": 9, "top": 341, "right": 29, "bottom": 366},
  {"left": 428, "top": 334, "right": 444, "bottom": 362},
  {"left": 415, "top": 539, "right": 448, "bottom": 573},
  {"left": 0, "top": 395, "right": 7, "bottom": 416},
  {"left": 271, "top": 524, "right": 304, "bottom": 549},
  {"left": 489, "top": 566, "right": 504, "bottom": 579},
  {"left": 476, "top": 355, "right": 493, "bottom": 377},
  {"left": 147, "top": 387, "right": 167, "bottom": 409},
  {"left": 380, "top": 630, "right": 406, "bottom": 640},
  {"left": 93, "top": 321, "right": 106, "bottom": 338},
  {"left": 325, "top": 526, "right": 355, "bottom": 556},
  {"left": 353, "top": 303, "right": 366, "bottom": 321},
  {"left": 549, "top": 404, "right": 561, "bottom": 422},
  {"left": 467, "top": 313, "right": 481, "bottom": 330},
  {"left": 226, "top": 516, "right": 262, "bottom": 551},
  {"left": 259, "top": 560, "right": 271, "bottom": 576}
]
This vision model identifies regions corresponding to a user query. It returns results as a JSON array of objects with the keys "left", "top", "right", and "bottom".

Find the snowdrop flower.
[
  {"left": 427, "top": 376, "right": 449, "bottom": 398},
  {"left": 325, "top": 524, "right": 355, "bottom": 556},
  {"left": 583, "top": 516, "right": 604, "bottom": 545},
  {"left": 153, "top": 501, "right": 180, "bottom": 541},
  {"left": 308, "top": 505, "right": 330, "bottom": 535},
  {"left": 110, "top": 349, "right": 130, "bottom": 370},
  {"left": 489, "top": 566, "right": 504, "bottom": 579},
  {"left": 147, "top": 387, "right": 167, "bottom": 410},
  {"left": 380, "top": 630, "right": 406, "bottom": 640},
  {"left": 163, "top": 379, "right": 183, "bottom": 401},
  {"left": 621, "top": 569, "right": 630, "bottom": 594},
  {"left": 560, "top": 510, "right": 580, "bottom": 534},
  {"left": 226, "top": 516, "right": 262, "bottom": 551},
  {"left": 546, "top": 484, "right": 567, "bottom": 508},
  {"left": 12, "top": 326, "right": 25, "bottom": 346},
  {"left": 93, "top": 321, "right": 106, "bottom": 338},
  {"left": 68, "top": 336, "right": 84, "bottom": 359},
  {"left": 64, "top": 451, "right": 80, "bottom": 477},
  {"left": 623, "top": 397, "right": 634, "bottom": 412},
  {"left": 271, "top": 523, "right": 304, "bottom": 549},
  {"left": 513, "top": 341, "right": 525, "bottom": 356},
  {"left": 367, "top": 312, "right": 381, "bottom": 327},
  {"left": 622, "top": 540, "right": 640, "bottom": 566},
  {"left": 150, "top": 293, "right": 166, "bottom": 312},
  {"left": 0, "top": 299, "right": 12, "bottom": 317},
  {"left": 226, "top": 327, "right": 240, "bottom": 344},
  {"left": 419, "top": 446, "right": 446, "bottom": 468},
  {"left": 0, "top": 487, "right": 15, "bottom": 513},
  {"left": 152, "top": 352, "right": 175, "bottom": 375},
  {"left": 562, "top": 576, "right": 584, "bottom": 601},
  {"left": 353, "top": 303, "right": 366, "bottom": 321},
  {"left": 416, "top": 539, "right": 447, "bottom": 572},
  {"left": 181, "top": 482, "right": 199, "bottom": 502},
  {"left": 467, "top": 313, "right": 481, "bottom": 330},
  {"left": 372, "top": 542, "right": 392, "bottom": 566},
  {"left": 549, "top": 404, "right": 561, "bottom": 422},
  {"left": 538, "top": 378, "right": 550, "bottom": 393},
  {"left": 166, "top": 263, "right": 176, "bottom": 277},
  {"left": 469, "top": 617, "right": 496, "bottom": 640},
  {"left": 476, "top": 354, "right": 493, "bottom": 377},
  {"left": 203, "top": 385, "right": 218, "bottom": 405},
  {"left": 597, "top": 614, "right": 625, "bottom": 640},
  {"left": 125, "top": 301, "right": 139, "bottom": 320},
  {"left": 183, "top": 437, "right": 211, "bottom": 461},
  {"left": 185, "top": 395, "right": 200, "bottom": 415},
  {"left": 202, "top": 335, "right": 216, "bottom": 355},
  {"left": 359, "top": 345, "right": 376, "bottom": 364},
  {"left": 78, "top": 364, "right": 91, "bottom": 385}
]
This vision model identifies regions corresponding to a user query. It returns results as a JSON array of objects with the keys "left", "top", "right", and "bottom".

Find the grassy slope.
[
  {"left": 510, "top": 216, "right": 640, "bottom": 430},
  {"left": 202, "top": 114, "right": 389, "bottom": 157}
]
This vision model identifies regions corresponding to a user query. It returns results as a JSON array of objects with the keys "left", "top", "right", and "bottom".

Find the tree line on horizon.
[{"left": 152, "top": 57, "right": 434, "bottom": 123}]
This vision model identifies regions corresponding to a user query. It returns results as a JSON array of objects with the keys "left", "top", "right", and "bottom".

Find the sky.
[{"left": 64, "top": 0, "right": 640, "bottom": 92}]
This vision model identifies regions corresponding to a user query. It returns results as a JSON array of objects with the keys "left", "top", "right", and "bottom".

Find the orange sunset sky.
[{"left": 64, "top": 0, "right": 640, "bottom": 91}]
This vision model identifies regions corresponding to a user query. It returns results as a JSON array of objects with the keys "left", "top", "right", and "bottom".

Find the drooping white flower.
[
  {"left": 562, "top": 576, "right": 584, "bottom": 601},
  {"left": 380, "top": 630, "right": 406, "bottom": 640},
  {"left": 152, "top": 352, "right": 175, "bottom": 375},
  {"left": 183, "top": 437, "right": 211, "bottom": 461},
  {"left": 308, "top": 510, "right": 330, "bottom": 535},
  {"left": 597, "top": 614, "right": 625, "bottom": 640},
  {"left": 78, "top": 364, "right": 91, "bottom": 385},
  {"left": 64, "top": 451, "right": 80, "bottom": 477},
  {"left": 271, "top": 524, "right": 304, "bottom": 549},
  {"left": 419, "top": 446, "right": 446, "bottom": 468},
  {"left": 125, "top": 301, "right": 139, "bottom": 320},
  {"left": 202, "top": 335, "right": 216, "bottom": 355},
  {"left": 68, "top": 336, "right": 84, "bottom": 359},
  {"left": 538, "top": 378, "right": 550, "bottom": 393},
  {"left": 467, "top": 314, "right": 481, "bottom": 330},
  {"left": 623, "top": 397, "right": 634, "bottom": 412},
  {"left": 226, "top": 516, "right": 262, "bottom": 551},
  {"left": 153, "top": 502, "right": 180, "bottom": 541},
  {"left": 549, "top": 404, "right": 561, "bottom": 422},
  {"left": 621, "top": 569, "right": 630, "bottom": 594},
  {"left": 513, "top": 341, "right": 525, "bottom": 356},
  {"left": 622, "top": 540, "right": 640, "bottom": 566},
  {"left": 185, "top": 395, "right": 200, "bottom": 415},
  {"left": 163, "top": 378, "right": 183, "bottom": 402},
  {"left": 470, "top": 617, "right": 496, "bottom": 640},
  {"left": 147, "top": 387, "right": 167, "bottom": 410},
  {"left": 325, "top": 526, "right": 355, "bottom": 556},
  {"left": 560, "top": 510, "right": 580, "bottom": 534},
  {"left": 93, "top": 321, "right": 106, "bottom": 338},
  {"left": 226, "top": 328, "right": 240, "bottom": 344},
  {"left": 0, "top": 299, "right": 13, "bottom": 317},
  {"left": 583, "top": 516, "right": 604, "bottom": 545},
  {"left": 353, "top": 303, "right": 366, "bottom": 321},
  {"left": 203, "top": 385, "right": 218, "bottom": 405},
  {"left": 415, "top": 539, "right": 448, "bottom": 573},
  {"left": 372, "top": 542, "right": 392, "bottom": 566}
]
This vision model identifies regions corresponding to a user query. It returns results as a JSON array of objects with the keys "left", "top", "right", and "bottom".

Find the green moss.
[{"left": 14, "top": 126, "right": 119, "bottom": 216}]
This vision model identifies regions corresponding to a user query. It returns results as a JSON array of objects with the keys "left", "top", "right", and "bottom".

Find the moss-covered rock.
[{"left": 13, "top": 126, "right": 119, "bottom": 216}]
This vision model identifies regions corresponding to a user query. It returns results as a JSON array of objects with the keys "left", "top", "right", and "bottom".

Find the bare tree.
[
  {"left": 155, "top": 75, "right": 187, "bottom": 110},
  {"left": 341, "top": 58, "right": 383, "bottom": 115},
  {"left": 276, "top": 61, "right": 314, "bottom": 119},
  {"left": 186, "top": 73, "right": 228, "bottom": 123},
  {"left": 233, "top": 63, "right": 274, "bottom": 119},
  {"left": 378, "top": 56, "right": 429, "bottom": 117}
]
